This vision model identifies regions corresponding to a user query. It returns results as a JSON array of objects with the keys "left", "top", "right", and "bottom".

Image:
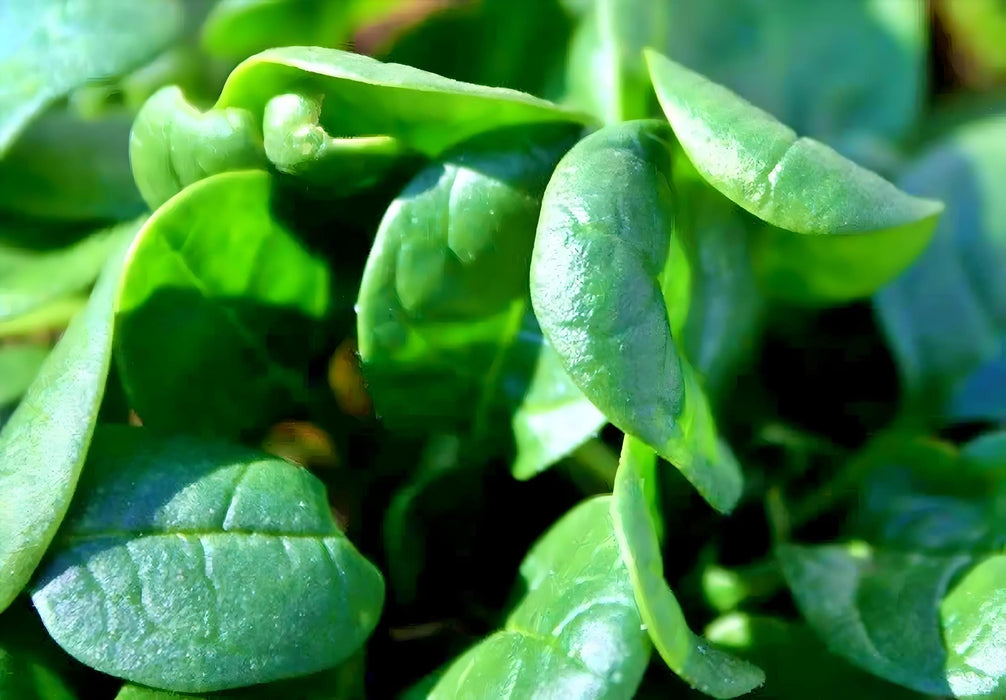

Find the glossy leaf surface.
[
  {"left": 875, "top": 116, "right": 1006, "bottom": 425},
  {"left": 611, "top": 437, "right": 764, "bottom": 698},
  {"left": 33, "top": 427, "right": 384, "bottom": 694},
  {"left": 0, "top": 0, "right": 182, "bottom": 153},
  {"left": 647, "top": 50, "right": 942, "bottom": 304},
  {"left": 531, "top": 120, "right": 741, "bottom": 511},
  {"left": 357, "top": 123, "right": 603, "bottom": 475},
  {"left": 0, "top": 242, "right": 126, "bottom": 613},
  {"left": 115, "top": 170, "right": 330, "bottom": 437},
  {"left": 430, "top": 496, "right": 650, "bottom": 699}
]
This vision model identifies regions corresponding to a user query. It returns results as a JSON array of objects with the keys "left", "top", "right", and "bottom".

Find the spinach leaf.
[
  {"left": 612, "top": 437, "right": 763, "bottom": 697},
  {"left": 357, "top": 123, "right": 603, "bottom": 475},
  {"left": 0, "top": 217, "right": 141, "bottom": 323},
  {"left": 875, "top": 116, "right": 1006, "bottom": 425},
  {"left": 0, "top": 109, "right": 143, "bottom": 222},
  {"left": 429, "top": 495, "right": 651, "bottom": 699},
  {"left": 131, "top": 47, "right": 591, "bottom": 207},
  {"left": 115, "top": 169, "right": 330, "bottom": 438},
  {"left": 0, "top": 0, "right": 183, "bottom": 153},
  {"left": 531, "top": 119, "right": 742, "bottom": 511},
  {"left": 0, "top": 241, "right": 127, "bottom": 613},
  {"left": 646, "top": 49, "right": 943, "bottom": 304},
  {"left": 660, "top": 0, "right": 927, "bottom": 152},
  {"left": 778, "top": 542, "right": 972, "bottom": 696},
  {"left": 32, "top": 426, "right": 384, "bottom": 694}
]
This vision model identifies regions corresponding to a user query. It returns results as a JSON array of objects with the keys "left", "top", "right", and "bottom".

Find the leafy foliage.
[{"left": 3, "top": 1, "right": 1006, "bottom": 698}]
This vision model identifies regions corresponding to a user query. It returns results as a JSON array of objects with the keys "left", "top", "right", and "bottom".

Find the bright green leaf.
[
  {"left": 115, "top": 170, "right": 330, "bottom": 438},
  {"left": 430, "top": 496, "right": 651, "bottom": 699},
  {"left": 611, "top": 436, "right": 764, "bottom": 698},
  {"left": 32, "top": 426, "right": 384, "bottom": 694},
  {"left": 0, "top": 342, "right": 48, "bottom": 407},
  {"left": 0, "top": 240, "right": 127, "bottom": 613},
  {"left": 531, "top": 120, "right": 742, "bottom": 511},
  {"left": 941, "top": 555, "right": 1006, "bottom": 698},
  {"left": 646, "top": 49, "right": 942, "bottom": 304}
]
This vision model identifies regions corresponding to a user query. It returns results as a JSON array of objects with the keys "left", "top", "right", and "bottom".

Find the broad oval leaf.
[
  {"left": 875, "top": 116, "right": 1006, "bottom": 425},
  {"left": 131, "top": 47, "right": 591, "bottom": 207},
  {"left": 32, "top": 427, "right": 384, "bottom": 694},
  {"left": 0, "top": 242, "right": 126, "bottom": 613},
  {"left": 115, "top": 170, "right": 330, "bottom": 438},
  {"left": 0, "top": 0, "right": 182, "bottom": 153},
  {"left": 531, "top": 119, "right": 742, "bottom": 511},
  {"left": 430, "top": 495, "right": 650, "bottom": 699},
  {"left": 778, "top": 542, "right": 971, "bottom": 696},
  {"left": 357, "top": 123, "right": 603, "bottom": 477},
  {"left": 646, "top": 50, "right": 942, "bottom": 304},
  {"left": 611, "top": 436, "right": 764, "bottom": 698}
]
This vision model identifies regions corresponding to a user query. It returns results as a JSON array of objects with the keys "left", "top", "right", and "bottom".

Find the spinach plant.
[{"left": 2, "top": 0, "right": 1006, "bottom": 698}]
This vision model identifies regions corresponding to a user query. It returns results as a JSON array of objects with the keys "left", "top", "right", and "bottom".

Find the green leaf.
[
  {"left": 378, "top": 0, "right": 572, "bottom": 100},
  {"left": 0, "top": 342, "right": 48, "bottom": 407},
  {"left": 778, "top": 542, "right": 969, "bottom": 695},
  {"left": 0, "top": 0, "right": 183, "bottom": 153},
  {"left": 660, "top": 0, "right": 927, "bottom": 150},
  {"left": 0, "top": 217, "right": 142, "bottom": 323},
  {"left": 0, "top": 603, "right": 77, "bottom": 700},
  {"left": 531, "top": 120, "right": 742, "bottom": 511},
  {"left": 32, "top": 426, "right": 384, "bottom": 694},
  {"left": 611, "top": 436, "right": 764, "bottom": 698},
  {"left": 115, "top": 170, "right": 330, "bottom": 438},
  {"left": 703, "top": 613, "right": 922, "bottom": 699},
  {"left": 357, "top": 123, "right": 603, "bottom": 476},
  {"left": 941, "top": 554, "right": 1006, "bottom": 698},
  {"left": 565, "top": 0, "right": 669, "bottom": 124},
  {"left": 130, "top": 46, "right": 591, "bottom": 206},
  {"left": 0, "top": 109, "right": 144, "bottom": 221},
  {"left": 646, "top": 49, "right": 942, "bottom": 304},
  {"left": 0, "top": 239, "right": 127, "bottom": 613},
  {"left": 874, "top": 116, "right": 1006, "bottom": 425},
  {"left": 430, "top": 495, "right": 651, "bottom": 699}
]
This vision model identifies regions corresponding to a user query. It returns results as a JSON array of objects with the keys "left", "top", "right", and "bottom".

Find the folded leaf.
[
  {"left": 646, "top": 50, "right": 942, "bottom": 304},
  {"left": 131, "top": 47, "right": 591, "bottom": 207},
  {"left": 611, "top": 436, "right": 764, "bottom": 698},
  {"left": 0, "top": 240, "right": 128, "bottom": 613},
  {"left": 0, "top": 0, "right": 182, "bottom": 153},
  {"left": 32, "top": 427, "right": 384, "bottom": 694},
  {"left": 875, "top": 116, "right": 1006, "bottom": 425},
  {"left": 115, "top": 170, "right": 330, "bottom": 437},
  {"left": 429, "top": 496, "right": 650, "bottom": 699},
  {"left": 531, "top": 120, "right": 742, "bottom": 511},
  {"left": 357, "top": 124, "right": 603, "bottom": 477}
]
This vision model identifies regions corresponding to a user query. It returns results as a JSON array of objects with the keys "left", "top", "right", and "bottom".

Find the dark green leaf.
[
  {"left": 611, "top": 436, "right": 764, "bottom": 698},
  {"left": 531, "top": 120, "right": 742, "bottom": 511},
  {"left": 115, "top": 170, "right": 330, "bottom": 438},
  {"left": 0, "top": 240, "right": 127, "bottom": 613},
  {"left": 875, "top": 116, "right": 1006, "bottom": 425},
  {"left": 33, "top": 427, "right": 384, "bottom": 694},
  {"left": 0, "top": 0, "right": 183, "bottom": 153},
  {"left": 646, "top": 49, "right": 942, "bottom": 304},
  {"left": 0, "top": 603, "right": 78, "bottom": 700},
  {"left": 430, "top": 495, "right": 650, "bottom": 699}
]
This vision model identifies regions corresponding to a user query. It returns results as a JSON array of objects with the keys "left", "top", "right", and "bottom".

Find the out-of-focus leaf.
[
  {"left": 939, "top": 0, "right": 1006, "bottom": 83},
  {"left": 0, "top": 603, "right": 77, "bottom": 700},
  {"left": 0, "top": 342, "right": 48, "bottom": 406},
  {"left": 430, "top": 496, "right": 651, "bottom": 699},
  {"left": 875, "top": 116, "right": 1006, "bottom": 425},
  {"left": 0, "top": 0, "right": 183, "bottom": 153}
]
